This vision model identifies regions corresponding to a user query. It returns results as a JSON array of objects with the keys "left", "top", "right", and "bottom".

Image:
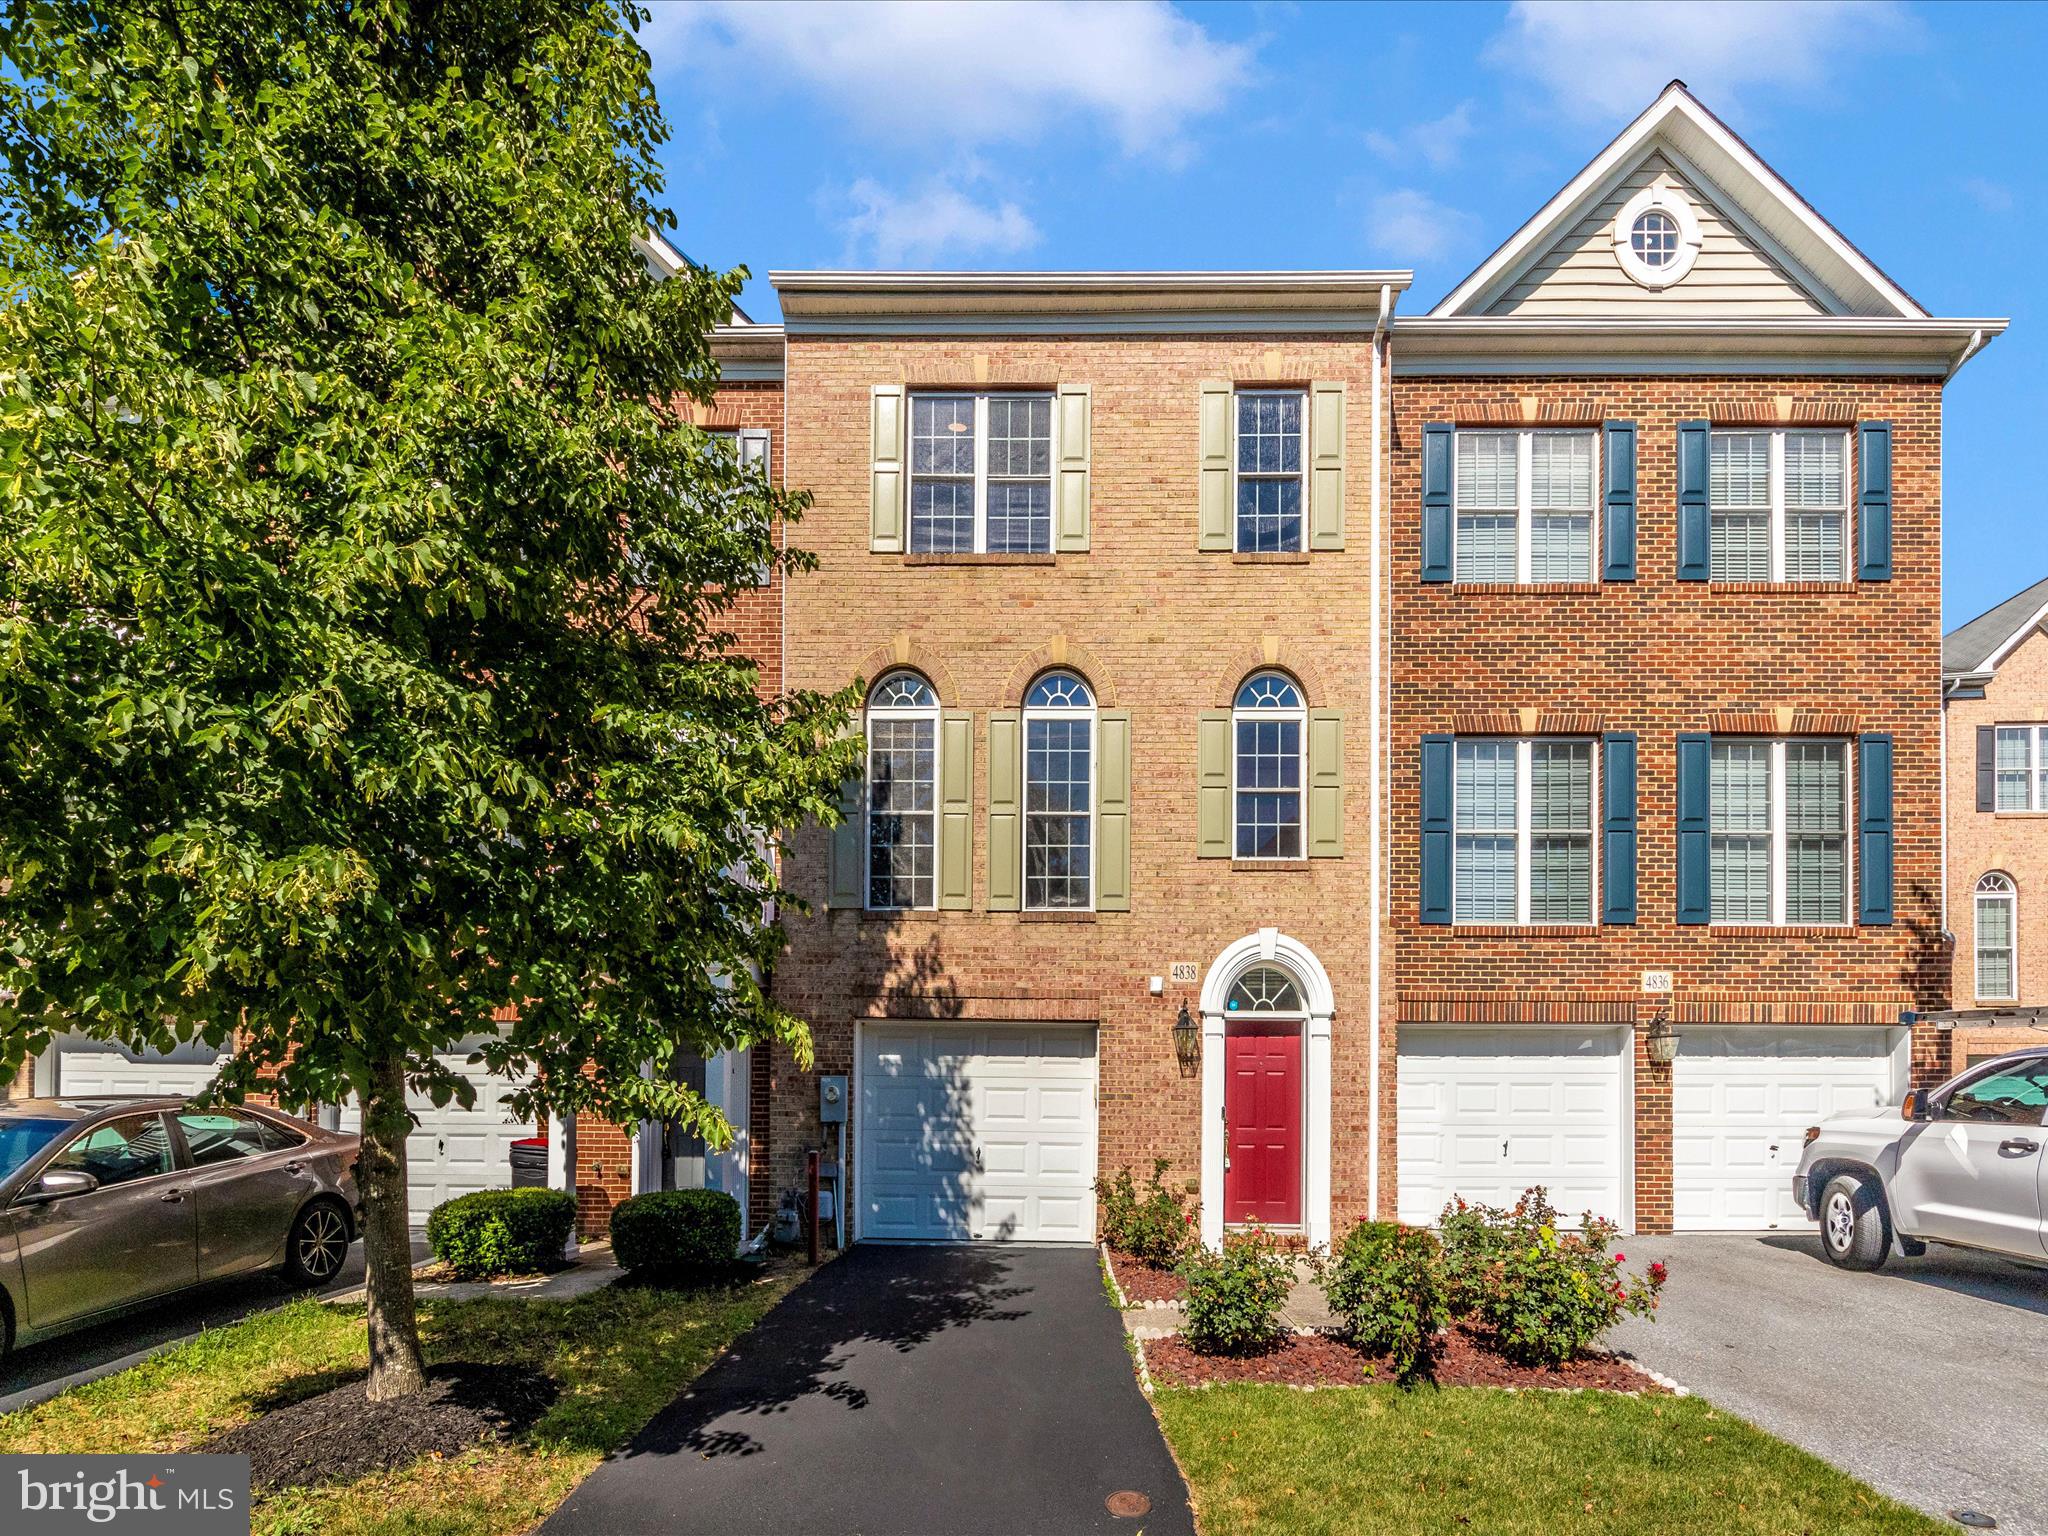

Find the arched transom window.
[
  {"left": 1023, "top": 671, "right": 1095, "bottom": 910},
  {"left": 1225, "top": 964, "right": 1306, "bottom": 1016},
  {"left": 1233, "top": 672, "right": 1305, "bottom": 860},
  {"left": 1976, "top": 872, "right": 2017, "bottom": 1001},
  {"left": 866, "top": 672, "right": 938, "bottom": 910}
]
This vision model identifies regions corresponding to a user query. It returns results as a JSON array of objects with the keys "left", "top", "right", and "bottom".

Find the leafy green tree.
[{"left": 0, "top": 0, "right": 857, "bottom": 1399}]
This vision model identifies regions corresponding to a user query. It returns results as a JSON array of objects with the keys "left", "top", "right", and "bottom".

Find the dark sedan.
[{"left": 0, "top": 1098, "right": 361, "bottom": 1359}]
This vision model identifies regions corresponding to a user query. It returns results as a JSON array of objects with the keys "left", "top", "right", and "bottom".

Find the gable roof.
[
  {"left": 1945, "top": 576, "right": 2048, "bottom": 681},
  {"left": 1434, "top": 81, "right": 1923, "bottom": 320}
]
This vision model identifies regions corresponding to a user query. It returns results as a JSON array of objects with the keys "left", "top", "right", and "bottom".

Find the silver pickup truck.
[{"left": 1794, "top": 1047, "right": 2048, "bottom": 1270}]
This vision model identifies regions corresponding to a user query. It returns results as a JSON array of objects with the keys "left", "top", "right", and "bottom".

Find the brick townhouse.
[{"left": 1940, "top": 576, "right": 2048, "bottom": 1068}]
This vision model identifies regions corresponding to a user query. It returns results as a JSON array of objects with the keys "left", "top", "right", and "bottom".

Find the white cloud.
[
  {"left": 1368, "top": 189, "right": 1479, "bottom": 262},
  {"left": 837, "top": 179, "right": 1043, "bottom": 266},
  {"left": 1964, "top": 177, "right": 2015, "bottom": 215},
  {"left": 641, "top": 1, "right": 1251, "bottom": 159},
  {"left": 1365, "top": 102, "right": 1476, "bottom": 172},
  {"left": 1485, "top": 1, "right": 1916, "bottom": 122}
]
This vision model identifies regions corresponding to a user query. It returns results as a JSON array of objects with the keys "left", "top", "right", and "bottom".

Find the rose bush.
[{"left": 1096, "top": 1158, "right": 1196, "bottom": 1269}]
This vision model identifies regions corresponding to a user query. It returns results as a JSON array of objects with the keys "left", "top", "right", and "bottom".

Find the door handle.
[
  {"left": 974, "top": 1146, "right": 984, "bottom": 1173},
  {"left": 284, "top": 1161, "right": 305, "bottom": 1176},
  {"left": 158, "top": 1189, "right": 185, "bottom": 1204},
  {"left": 1999, "top": 1137, "right": 2040, "bottom": 1155}
]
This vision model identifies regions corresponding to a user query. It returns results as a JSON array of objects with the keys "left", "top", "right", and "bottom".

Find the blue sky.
[{"left": 640, "top": 1, "right": 2043, "bottom": 630}]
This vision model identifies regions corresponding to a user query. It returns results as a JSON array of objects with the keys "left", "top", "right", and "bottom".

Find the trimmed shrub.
[
  {"left": 610, "top": 1188, "right": 743, "bottom": 1280},
  {"left": 1177, "top": 1224, "right": 1294, "bottom": 1356},
  {"left": 425, "top": 1187, "right": 575, "bottom": 1280},
  {"left": 1317, "top": 1221, "right": 1448, "bottom": 1383},
  {"left": 1443, "top": 1186, "right": 1668, "bottom": 1366},
  {"left": 1096, "top": 1158, "right": 1195, "bottom": 1268}
]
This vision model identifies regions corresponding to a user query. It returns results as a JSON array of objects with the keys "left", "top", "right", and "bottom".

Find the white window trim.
[
  {"left": 863, "top": 676, "right": 941, "bottom": 912},
  {"left": 1612, "top": 182, "right": 1703, "bottom": 289},
  {"left": 1709, "top": 427, "right": 1852, "bottom": 584},
  {"left": 1450, "top": 737, "right": 1600, "bottom": 926},
  {"left": 709, "top": 428, "right": 773, "bottom": 586},
  {"left": 1021, "top": 676, "right": 1098, "bottom": 912},
  {"left": 1452, "top": 428, "right": 1601, "bottom": 584},
  {"left": 1231, "top": 677, "right": 1308, "bottom": 862},
  {"left": 1709, "top": 737, "right": 1854, "bottom": 928},
  {"left": 907, "top": 391, "right": 1057, "bottom": 555},
  {"left": 1993, "top": 724, "right": 2048, "bottom": 812},
  {"left": 1974, "top": 873, "right": 2018, "bottom": 1001},
  {"left": 1231, "top": 388, "right": 1309, "bottom": 554}
]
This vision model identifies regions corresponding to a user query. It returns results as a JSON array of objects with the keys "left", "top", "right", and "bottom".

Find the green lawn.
[
  {"left": 1154, "top": 1383, "right": 1946, "bottom": 1536},
  {"left": 0, "top": 1275, "right": 799, "bottom": 1536}
]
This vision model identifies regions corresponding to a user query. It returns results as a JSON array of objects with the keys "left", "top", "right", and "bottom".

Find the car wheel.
[
  {"left": 284, "top": 1200, "right": 352, "bottom": 1286},
  {"left": 1819, "top": 1172, "right": 1890, "bottom": 1271}
]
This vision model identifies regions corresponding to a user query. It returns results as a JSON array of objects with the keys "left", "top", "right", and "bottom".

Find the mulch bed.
[
  {"left": 203, "top": 1363, "right": 557, "bottom": 1490},
  {"left": 1106, "top": 1248, "right": 1185, "bottom": 1304},
  {"left": 1144, "top": 1326, "right": 1665, "bottom": 1394}
]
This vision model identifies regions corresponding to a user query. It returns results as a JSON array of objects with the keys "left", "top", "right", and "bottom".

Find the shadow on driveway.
[{"left": 544, "top": 1244, "right": 1194, "bottom": 1536}]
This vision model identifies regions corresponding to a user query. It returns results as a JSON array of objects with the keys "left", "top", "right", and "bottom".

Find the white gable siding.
[{"left": 1487, "top": 156, "right": 1831, "bottom": 318}]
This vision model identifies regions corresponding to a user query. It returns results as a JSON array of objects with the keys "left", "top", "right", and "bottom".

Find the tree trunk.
[{"left": 361, "top": 1051, "right": 427, "bottom": 1402}]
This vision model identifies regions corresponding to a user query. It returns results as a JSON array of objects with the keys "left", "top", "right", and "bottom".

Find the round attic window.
[{"left": 1612, "top": 185, "right": 1702, "bottom": 289}]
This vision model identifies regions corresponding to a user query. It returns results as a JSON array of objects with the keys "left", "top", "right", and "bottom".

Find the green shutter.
[
  {"left": 987, "top": 710, "right": 1022, "bottom": 911},
  {"left": 1419, "top": 735, "right": 1452, "bottom": 923},
  {"left": 1421, "top": 423, "right": 1453, "bottom": 582},
  {"left": 1057, "top": 383, "right": 1091, "bottom": 553},
  {"left": 1308, "top": 381, "right": 1346, "bottom": 552},
  {"left": 938, "top": 709, "right": 973, "bottom": 909},
  {"left": 871, "top": 384, "right": 905, "bottom": 553},
  {"left": 1857, "top": 421, "right": 1893, "bottom": 581},
  {"left": 827, "top": 773, "right": 864, "bottom": 908},
  {"left": 1307, "top": 709, "right": 1344, "bottom": 857},
  {"left": 1198, "top": 710, "right": 1231, "bottom": 857},
  {"left": 1198, "top": 380, "right": 1233, "bottom": 551},
  {"left": 1097, "top": 710, "right": 1132, "bottom": 909},
  {"left": 1859, "top": 733, "right": 1895, "bottom": 925}
]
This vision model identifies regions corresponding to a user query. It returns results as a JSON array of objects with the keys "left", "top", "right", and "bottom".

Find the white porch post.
[
  {"left": 1199, "top": 1009, "right": 1227, "bottom": 1250},
  {"left": 1305, "top": 1011, "right": 1333, "bottom": 1247}
]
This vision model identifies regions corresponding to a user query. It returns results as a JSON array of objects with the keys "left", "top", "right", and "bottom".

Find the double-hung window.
[
  {"left": 709, "top": 428, "right": 772, "bottom": 585},
  {"left": 1452, "top": 739, "right": 1595, "bottom": 924},
  {"left": 1235, "top": 390, "right": 1306, "bottom": 552},
  {"left": 1453, "top": 429, "right": 1597, "bottom": 582},
  {"left": 908, "top": 393, "right": 1054, "bottom": 554},
  {"left": 1993, "top": 724, "right": 2048, "bottom": 811},
  {"left": 1975, "top": 872, "right": 2017, "bottom": 1000},
  {"left": 1709, "top": 429, "right": 1849, "bottom": 582},
  {"left": 865, "top": 672, "right": 940, "bottom": 910},
  {"left": 1233, "top": 672, "right": 1305, "bottom": 858},
  {"left": 1023, "top": 671, "right": 1095, "bottom": 910},
  {"left": 1709, "top": 739, "right": 1849, "bottom": 924}
]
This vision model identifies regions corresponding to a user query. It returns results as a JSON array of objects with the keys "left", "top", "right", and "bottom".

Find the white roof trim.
[
  {"left": 636, "top": 229, "right": 689, "bottom": 280},
  {"left": 1434, "top": 82, "right": 1924, "bottom": 320},
  {"left": 1979, "top": 600, "right": 2048, "bottom": 675}
]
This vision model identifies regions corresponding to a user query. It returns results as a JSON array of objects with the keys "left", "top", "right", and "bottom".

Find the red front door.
[{"left": 1224, "top": 1026, "right": 1303, "bottom": 1226}]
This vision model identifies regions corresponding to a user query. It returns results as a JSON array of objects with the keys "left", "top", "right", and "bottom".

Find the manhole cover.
[
  {"left": 1106, "top": 1491, "right": 1152, "bottom": 1518},
  {"left": 1949, "top": 1514, "right": 1997, "bottom": 1531}
]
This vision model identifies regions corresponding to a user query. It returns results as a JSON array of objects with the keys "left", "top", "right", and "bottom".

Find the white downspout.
[{"left": 1367, "top": 283, "right": 1391, "bottom": 1218}]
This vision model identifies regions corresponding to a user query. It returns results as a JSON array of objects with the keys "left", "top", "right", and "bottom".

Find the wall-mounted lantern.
[
  {"left": 1172, "top": 1001, "right": 1200, "bottom": 1075},
  {"left": 1645, "top": 1007, "right": 1679, "bottom": 1067}
]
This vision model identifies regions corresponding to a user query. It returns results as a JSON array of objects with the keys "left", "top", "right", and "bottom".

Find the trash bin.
[{"left": 509, "top": 1136, "right": 549, "bottom": 1189}]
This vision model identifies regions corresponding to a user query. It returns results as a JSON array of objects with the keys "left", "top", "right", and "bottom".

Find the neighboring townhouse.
[
  {"left": 1941, "top": 576, "right": 2048, "bottom": 1066},
  {"left": 749, "top": 80, "right": 2002, "bottom": 1246}
]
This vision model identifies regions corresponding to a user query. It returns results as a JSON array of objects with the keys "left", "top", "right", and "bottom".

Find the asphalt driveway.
[
  {"left": 1613, "top": 1233, "right": 2048, "bottom": 1536},
  {"left": 543, "top": 1244, "right": 1194, "bottom": 1536}
]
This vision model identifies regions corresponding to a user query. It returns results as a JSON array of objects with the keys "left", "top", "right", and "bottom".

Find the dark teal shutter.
[
  {"left": 1859, "top": 733, "right": 1894, "bottom": 925},
  {"left": 1858, "top": 421, "right": 1893, "bottom": 581},
  {"left": 1676, "top": 732, "right": 1710, "bottom": 924},
  {"left": 1677, "top": 419, "right": 1710, "bottom": 581},
  {"left": 1420, "top": 734, "right": 1453, "bottom": 923},
  {"left": 1602, "top": 732, "right": 1638, "bottom": 924},
  {"left": 1977, "top": 724, "right": 1996, "bottom": 812},
  {"left": 1602, "top": 421, "right": 1636, "bottom": 582},
  {"left": 1421, "top": 424, "right": 1453, "bottom": 583}
]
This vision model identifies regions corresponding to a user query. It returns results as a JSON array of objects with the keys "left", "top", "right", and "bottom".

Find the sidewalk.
[
  {"left": 325, "top": 1239, "right": 622, "bottom": 1305},
  {"left": 1115, "top": 1257, "right": 1334, "bottom": 1340}
]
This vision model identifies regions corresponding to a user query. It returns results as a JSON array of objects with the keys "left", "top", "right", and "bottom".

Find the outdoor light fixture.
[
  {"left": 1172, "top": 1001, "right": 1200, "bottom": 1074},
  {"left": 1645, "top": 1007, "right": 1679, "bottom": 1067}
]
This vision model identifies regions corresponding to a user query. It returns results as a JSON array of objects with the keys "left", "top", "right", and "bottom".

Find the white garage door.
[
  {"left": 338, "top": 1050, "right": 535, "bottom": 1226},
  {"left": 1673, "top": 1026, "right": 1897, "bottom": 1231},
  {"left": 859, "top": 1024, "right": 1097, "bottom": 1244},
  {"left": 1398, "top": 1026, "right": 1626, "bottom": 1227},
  {"left": 50, "top": 1036, "right": 231, "bottom": 1099}
]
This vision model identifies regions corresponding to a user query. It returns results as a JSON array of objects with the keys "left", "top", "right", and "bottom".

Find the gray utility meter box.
[{"left": 819, "top": 1075, "right": 849, "bottom": 1124}]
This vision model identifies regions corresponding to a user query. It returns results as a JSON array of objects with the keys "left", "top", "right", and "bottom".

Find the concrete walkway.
[
  {"left": 1116, "top": 1256, "right": 1333, "bottom": 1339},
  {"left": 323, "top": 1240, "right": 621, "bottom": 1305}
]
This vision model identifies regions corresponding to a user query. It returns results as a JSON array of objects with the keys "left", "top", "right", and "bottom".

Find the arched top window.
[
  {"left": 1235, "top": 672, "right": 1303, "bottom": 711},
  {"left": 1226, "top": 965, "right": 1306, "bottom": 1015},
  {"left": 870, "top": 671, "right": 937, "bottom": 710},
  {"left": 1025, "top": 670, "right": 1094, "bottom": 710},
  {"left": 1979, "top": 871, "right": 2016, "bottom": 897},
  {"left": 1976, "top": 872, "right": 2018, "bottom": 1002}
]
